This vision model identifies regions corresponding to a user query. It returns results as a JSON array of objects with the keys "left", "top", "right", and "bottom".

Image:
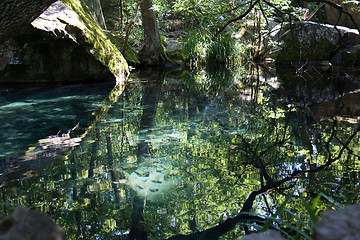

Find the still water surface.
[{"left": 0, "top": 67, "right": 359, "bottom": 239}]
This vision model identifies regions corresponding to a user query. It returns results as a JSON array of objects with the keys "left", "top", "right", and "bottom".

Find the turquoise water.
[
  {"left": 0, "top": 68, "right": 359, "bottom": 239},
  {"left": 0, "top": 83, "right": 114, "bottom": 158}
]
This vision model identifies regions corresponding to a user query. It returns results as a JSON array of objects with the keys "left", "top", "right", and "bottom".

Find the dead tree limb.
[
  {"left": 122, "top": 1, "right": 139, "bottom": 52},
  {"left": 305, "top": 3, "right": 326, "bottom": 21}
]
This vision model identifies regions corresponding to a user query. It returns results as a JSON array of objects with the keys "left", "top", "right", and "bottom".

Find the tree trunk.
[
  {"left": 138, "top": 0, "right": 165, "bottom": 65},
  {"left": 0, "top": 0, "right": 56, "bottom": 44},
  {"left": 82, "top": 0, "right": 107, "bottom": 29}
]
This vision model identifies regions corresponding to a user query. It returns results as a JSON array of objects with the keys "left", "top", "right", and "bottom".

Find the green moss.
[
  {"left": 60, "top": 0, "right": 129, "bottom": 81},
  {"left": 166, "top": 48, "right": 189, "bottom": 64},
  {"left": 106, "top": 33, "right": 139, "bottom": 66}
]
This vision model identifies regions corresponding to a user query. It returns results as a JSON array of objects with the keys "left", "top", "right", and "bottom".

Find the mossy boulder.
[
  {"left": 106, "top": 32, "right": 140, "bottom": 66},
  {"left": 60, "top": 0, "right": 129, "bottom": 80},
  {"left": 165, "top": 39, "right": 189, "bottom": 65},
  {"left": 275, "top": 21, "right": 360, "bottom": 67},
  {"left": 0, "top": 0, "right": 128, "bottom": 83},
  {"left": 276, "top": 38, "right": 335, "bottom": 64}
]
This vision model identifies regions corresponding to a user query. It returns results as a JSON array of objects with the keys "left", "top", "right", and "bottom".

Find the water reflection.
[{"left": 0, "top": 66, "right": 359, "bottom": 240}]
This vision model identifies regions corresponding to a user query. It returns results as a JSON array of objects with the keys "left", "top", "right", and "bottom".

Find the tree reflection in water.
[
  {"left": 130, "top": 71, "right": 162, "bottom": 240},
  {"left": 0, "top": 66, "right": 359, "bottom": 239}
]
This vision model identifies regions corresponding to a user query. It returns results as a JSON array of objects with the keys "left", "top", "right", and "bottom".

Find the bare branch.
[
  {"left": 122, "top": 1, "right": 140, "bottom": 52},
  {"left": 305, "top": 3, "right": 326, "bottom": 21},
  {"left": 215, "top": 0, "right": 260, "bottom": 37},
  {"left": 304, "top": 0, "right": 360, "bottom": 32}
]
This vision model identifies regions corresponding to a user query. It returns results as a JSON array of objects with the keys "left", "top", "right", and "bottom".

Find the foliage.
[
  {"left": 229, "top": 190, "right": 350, "bottom": 240},
  {"left": 98, "top": 0, "right": 309, "bottom": 67},
  {"left": 106, "top": 32, "right": 140, "bottom": 65},
  {"left": 184, "top": 31, "right": 248, "bottom": 68}
]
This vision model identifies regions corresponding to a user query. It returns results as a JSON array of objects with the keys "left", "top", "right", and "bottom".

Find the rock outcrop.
[
  {"left": 314, "top": 205, "right": 360, "bottom": 240},
  {"left": 0, "top": 206, "right": 66, "bottom": 240},
  {"left": 0, "top": 0, "right": 56, "bottom": 44},
  {"left": 0, "top": 0, "right": 128, "bottom": 83},
  {"left": 275, "top": 21, "right": 360, "bottom": 67}
]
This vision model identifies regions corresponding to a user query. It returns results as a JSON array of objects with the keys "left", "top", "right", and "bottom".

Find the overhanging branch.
[
  {"left": 304, "top": 0, "right": 360, "bottom": 32},
  {"left": 214, "top": 0, "right": 260, "bottom": 37}
]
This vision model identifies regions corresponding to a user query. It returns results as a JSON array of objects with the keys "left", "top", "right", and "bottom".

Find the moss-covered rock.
[
  {"left": 106, "top": 32, "right": 140, "bottom": 66},
  {"left": 60, "top": 0, "right": 129, "bottom": 81},
  {"left": 165, "top": 39, "right": 189, "bottom": 65},
  {"left": 276, "top": 38, "right": 335, "bottom": 64},
  {"left": 0, "top": 0, "right": 128, "bottom": 83},
  {"left": 167, "top": 48, "right": 189, "bottom": 65},
  {"left": 275, "top": 21, "right": 360, "bottom": 67}
]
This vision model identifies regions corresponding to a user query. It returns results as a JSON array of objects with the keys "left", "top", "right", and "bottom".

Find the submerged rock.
[
  {"left": 314, "top": 205, "right": 360, "bottom": 240},
  {"left": 275, "top": 21, "right": 360, "bottom": 67},
  {"left": 0, "top": 206, "right": 66, "bottom": 240},
  {"left": 0, "top": 0, "right": 128, "bottom": 83}
]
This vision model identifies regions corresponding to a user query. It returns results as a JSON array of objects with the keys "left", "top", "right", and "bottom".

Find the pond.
[{"left": 0, "top": 65, "right": 359, "bottom": 239}]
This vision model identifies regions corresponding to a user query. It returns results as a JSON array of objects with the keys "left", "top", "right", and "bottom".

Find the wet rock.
[
  {"left": 0, "top": 206, "right": 66, "bottom": 240},
  {"left": 135, "top": 170, "right": 150, "bottom": 177},
  {"left": 0, "top": 0, "right": 128, "bottom": 84},
  {"left": 239, "top": 230, "right": 285, "bottom": 240},
  {"left": 275, "top": 21, "right": 360, "bottom": 67},
  {"left": 314, "top": 205, "right": 360, "bottom": 240},
  {"left": 149, "top": 188, "right": 159, "bottom": 192},
  {"left": 151, "top": 179, "right": 162, "bottom": 184}
]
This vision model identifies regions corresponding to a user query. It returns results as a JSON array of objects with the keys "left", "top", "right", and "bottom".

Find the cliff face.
[{"left": 0, "top": 0, "right": 128, "bottom": 83}]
